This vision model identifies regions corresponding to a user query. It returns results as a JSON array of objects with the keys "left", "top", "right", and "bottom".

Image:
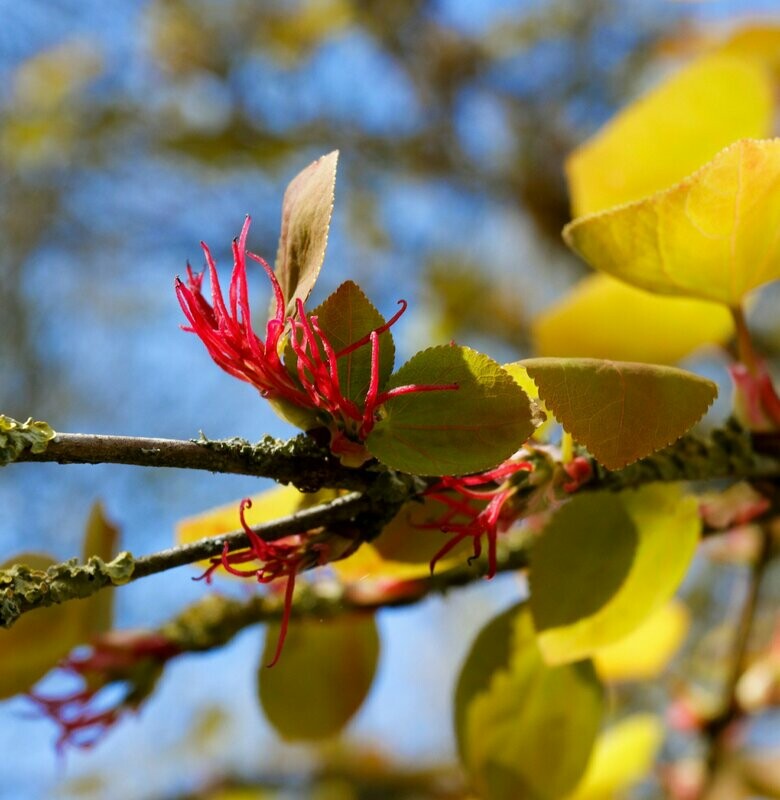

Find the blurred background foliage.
[{"left": 1, "top": 1, "right": 779, "bottom": 798}]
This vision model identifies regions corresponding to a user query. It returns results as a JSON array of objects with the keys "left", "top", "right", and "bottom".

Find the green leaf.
[
  {"left": 521, "top": 357, "right": 717, "bottom": 469},
  {"left": 0, "top": 414, "right": 55, "bottom": 465},
  {"left": 532, "top": 484, "right": 700, "bottom": 665},
  {"left": 306, "top": 279, "right": 395, "bottom": 406},
  {"left": 367, "top": 346, "right": 535, "bottom": 476},
  {"left": 529, "top": 493, "right": 638, "bottom": 631},
  {"left": 455, "top": 604, "right": 604, "bottom": 800},
  {"left": 274, "top": 150, "right": 338, "bottom": 316},
  {"left": 258, "top": 613, "right": 380, "bottom": 741}
]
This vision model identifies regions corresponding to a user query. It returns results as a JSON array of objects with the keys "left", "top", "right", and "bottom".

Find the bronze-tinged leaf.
[
  {"left": 274, "top": 150, "right": 339, "bottom": 316},
  {"left": 521, "top": 357, "right": 717, "bottom": 469}
]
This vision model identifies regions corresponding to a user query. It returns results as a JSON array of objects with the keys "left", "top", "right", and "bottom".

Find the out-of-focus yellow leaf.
[
  {"left": 718, "top": 25, "right": 780, "bottom": 82},
  {"left": 566, "top": 54, "right": 773, "bottom": 216},
  {"left": 534, "top": 484, "right": 700, "bottom": 664},
  {"left": 12, "top": 40, "right": 102, "bottom": 110},
  {"left": 455, "top": 604, "right": 604, "bottom": 800},
  {"left": 533, "top": 274, "right": 733, "bottom": 364},
  {"left": 594, "top": 600, "right": 690, "bottom": 682},
  {"left": 265, "top": 0, "right": 354, "bottom": 62},
  {"left": 176, "top": 485, "right": 339, "bottom": 571},
  {"left": 565, "top": 714, "right": 664, "bottom": 800},
  {"left": 0, "top": 503, "right": 121, "bottom": 699},
  {"left": 259, "top": 614, "right": 380, "bottom": 741},
  {"left": 564, "top": 139, "right": 780, "bottom": 307},
  {"left": 0, "top": 554, "right": 85, "bottom": 700}
]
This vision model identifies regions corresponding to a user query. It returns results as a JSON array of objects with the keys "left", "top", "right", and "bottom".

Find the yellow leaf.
[
  {"left": 533, "top": 274, "right": 733, "bottom": 364},
  {"left": 718, "top": 25, "right": 780, "bottom": 82},
  {"left": 535, "top": 484, "right": 699, "bottom": 664},
  {"left": 594, "top": 600, "right": 690, "bottom": 682},
  {"left": 564, "top": 139, "right": 780, "bottom": 307},
  {"left": 566, "top": 54, "right": 774, "bottom": 216},
  {"left": 565, "top": 714, "right": 664, "bottom": 800},
  {"left": 0, "top": 554, "right": 85, "bottom": 699}
]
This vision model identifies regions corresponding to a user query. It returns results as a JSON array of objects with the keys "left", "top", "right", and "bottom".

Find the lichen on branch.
[
  {"left": 0, "top": 414, "right": 55, "bottom": 466},
  {"left": 0, "top": 553, "right": 135, "bottom": 628}
]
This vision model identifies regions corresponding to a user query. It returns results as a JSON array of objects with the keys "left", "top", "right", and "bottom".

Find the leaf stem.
[{"left": 731, "top": 304, "right": 760, "bottom": 375}]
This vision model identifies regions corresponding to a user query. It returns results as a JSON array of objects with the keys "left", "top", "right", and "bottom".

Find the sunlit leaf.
[
  {"left": 530, "top": 493, "right": 638, "bottom": 631},
  {"left": 367, "top": 346, "right": 534, "bottom": 475},
  {"left": 594, "top": 601, "right": 690, "bottom": 682},
  {"left": 274, "top": 150, "right": 339, "bottom": 316},
  {"left": 565, "top": 714, "right": 664, "bottom": 800},
  {"left": 564, "top": 139, "right": 780, "bottom": 307},
  {"left": 533, "top": 484, "right": 699, "bottom": 665},
  {"left": 307, "top": 280, "right": 395, "bottom": 406},
  {"left": 521, "top": 357, "right": 717, "bottom": 469},
  {"left": 258, "top": 614, "right": 380, "bottom": 741},
  {"left": 455, "top": 603, "right": 604, "bottom": 800},
  {"left": 0, "top": 554, "right": 85, "bottom": 700},
  {"left": 718, "top": 25, "right": 780, "bottom": 82},
  {"left": 532, "top": 274, "right": 733, "bottom": 364},
  {"left": 566, "top": 55, "right": 773, "bottom": 216}
]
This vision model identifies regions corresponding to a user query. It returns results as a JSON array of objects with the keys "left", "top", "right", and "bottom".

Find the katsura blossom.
[
  {"left": 195, "top": 497, "right": 311, "bottom": 667},
  {"left": 29, "top": 632, "right": 179, "bottom": 752},
  {"left": 176, "top": 217, "right": 456, "bottom": 460},
  {"left": 422, "top": 456, "right": 534, "bottom": 578}
]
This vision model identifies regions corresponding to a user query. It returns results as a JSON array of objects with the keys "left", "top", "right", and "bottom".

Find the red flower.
[
  {"left": 196, "top": 498, "right": 313, "bottom": 667},
  {"left": 176, "top": 218, "right": 457, "bottom": 458},
  {"left": 420, "top": 457, "right": 533, "bottom": 578},
  {"left": 29, "top": 632, "right": 179, "bottom": 752}
]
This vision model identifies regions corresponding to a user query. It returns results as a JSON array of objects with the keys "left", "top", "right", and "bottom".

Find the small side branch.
[{"left": 0, "top": 492, "right": 374, "bottom": 628}]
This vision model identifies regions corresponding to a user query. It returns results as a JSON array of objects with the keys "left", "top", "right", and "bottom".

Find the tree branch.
[{"left": 12, "top": 431, "right": 373, "bottom": 492}]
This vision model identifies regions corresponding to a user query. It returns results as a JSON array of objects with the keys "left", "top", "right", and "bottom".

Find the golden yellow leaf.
[
  {"left": 564, "top": 139, "right": 780, "bottom": 307},
  {"left": 718, "top": 25, "right": 780, "bottom": 82},
  {"left": 566, "top": 54, "right": 773, "bottom": 216},
  {"left": 594, "top": 600, "right": 690, "bottom": 682},
  {"left": 565, "top": 714, "right": 664, "bottom": 800},
  {"left": 533, "top": 274, "right": 733, "bottom": 364}
]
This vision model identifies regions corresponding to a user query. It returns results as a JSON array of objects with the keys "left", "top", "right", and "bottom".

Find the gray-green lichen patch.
[
  {"left": 0, "top": 552, "right": 135, "bottom": 627},
  {"left": 0, "top": 415, "right": 56, "bottom": 466}
]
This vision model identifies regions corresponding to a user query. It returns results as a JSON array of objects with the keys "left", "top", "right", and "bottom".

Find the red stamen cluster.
[
  {"left": 176, "top": 218, "right": 457, "bottom": 452},
  {"left": 421, "top": 458, "right": 533, "bottom": 578},
  {"left": 196, "top": 498, "right": 307, "bottom": 667},
  {"left": 28, "top": 632, "right": 179, "bottom": 752}
]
